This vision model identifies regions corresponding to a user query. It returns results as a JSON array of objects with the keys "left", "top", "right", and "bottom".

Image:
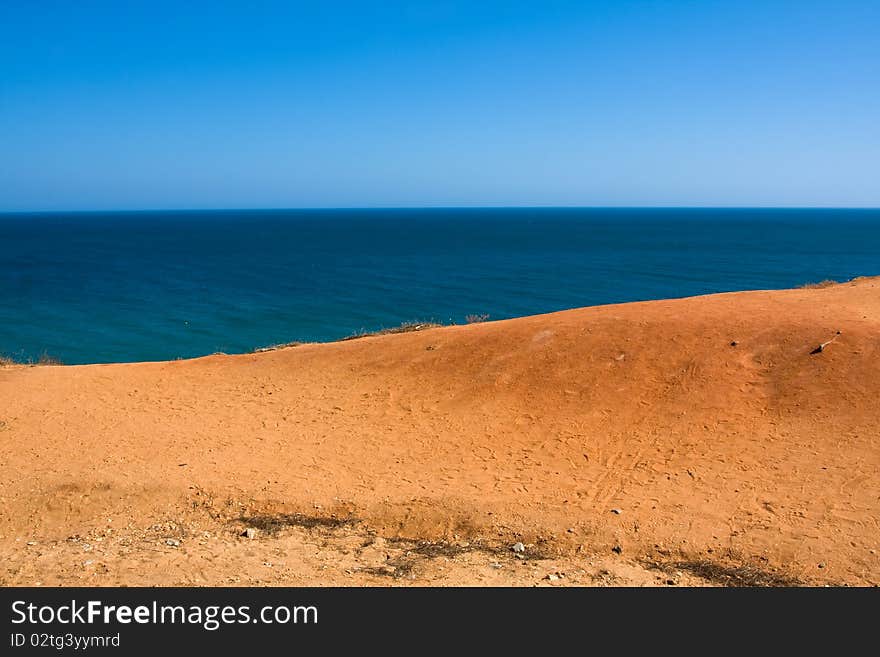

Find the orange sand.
[{"left": 1, "top": 278, "right": 878, "bottom": 586}]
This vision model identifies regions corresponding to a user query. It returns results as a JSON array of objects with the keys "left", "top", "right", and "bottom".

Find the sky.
[{"left": 1, "top": 0, "right": 878, "bottom": 211}]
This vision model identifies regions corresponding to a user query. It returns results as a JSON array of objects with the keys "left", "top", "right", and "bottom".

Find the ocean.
[{"left": 1, "top": 208, "right": 878, "bottom": 365}]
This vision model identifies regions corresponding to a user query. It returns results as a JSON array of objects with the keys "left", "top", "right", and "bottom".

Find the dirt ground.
[{"left": 2, "top": 278, "right": 878, "bottom": 586}]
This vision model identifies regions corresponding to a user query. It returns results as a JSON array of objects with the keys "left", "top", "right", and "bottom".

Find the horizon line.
[{"left": 2, "top": 204, "right": 879, "bottom": 215}]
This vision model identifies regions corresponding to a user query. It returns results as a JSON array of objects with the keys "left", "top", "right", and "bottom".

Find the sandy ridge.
[{"left": 1, "top": 278, "right": 878, "bottom": 585}]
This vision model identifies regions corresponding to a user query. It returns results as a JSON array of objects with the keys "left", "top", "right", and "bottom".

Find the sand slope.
[{"left": 1, "top": 278, "right": 878, "bottom": 586}]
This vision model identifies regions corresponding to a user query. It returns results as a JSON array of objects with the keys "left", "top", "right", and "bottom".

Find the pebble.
[
  {"left": 242, "top": 528, "right": 257, "bottom": 540},
  {"left": 512, "top": 542, "right": 526, "bottom": 553},
  {"left": 165, "top": 539, "right": 180, "bottom": 547},
  {"left": 546, "top": 573, "right": 559, "bottom": 581},
  {"left": 612, "top": 545, "right": 623, "bottom": 554},
  {"left": 611, "top": 508, "right": 622, "bottom": 515}
]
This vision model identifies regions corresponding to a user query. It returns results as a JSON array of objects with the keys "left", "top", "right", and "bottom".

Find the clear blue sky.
[{"left": 1, "top": 0, "right": 878, "bottom": 210}]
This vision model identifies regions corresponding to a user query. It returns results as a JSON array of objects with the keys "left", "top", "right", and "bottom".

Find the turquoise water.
[{"left": 1, "top": 208, "right": 878, "bottom": 364}]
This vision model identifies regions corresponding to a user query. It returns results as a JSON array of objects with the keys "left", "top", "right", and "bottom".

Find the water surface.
[{"left": 1, "top": 208, "right": 877, "bottom": 364}]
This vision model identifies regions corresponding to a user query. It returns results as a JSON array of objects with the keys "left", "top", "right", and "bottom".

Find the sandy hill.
[{"left": 1, "top": 277, "right": 878, "bottom": 586}]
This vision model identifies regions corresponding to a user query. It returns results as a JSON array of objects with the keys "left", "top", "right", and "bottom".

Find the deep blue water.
[{"left": 1, "top": 208, "right": 878, "bottom": 364}]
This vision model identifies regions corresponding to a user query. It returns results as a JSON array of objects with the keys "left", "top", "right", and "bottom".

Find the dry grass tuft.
[
  {"left": 342, "top": 322, "right": 442, "bottom": 341},
  {"left": 238, "top": 512, "right": 359, "bottom": 535},
  {"left": 800, "top": 279, "right": 837, "bottom": 289},
  {"left": 0, "top": 352, "right": 63, "bottom": 366},
  {"left": 252, "top": 341, "right": 305, "bottom": 353},
  {"left": 647, "top": 558, "right": 804, "bottom": 587}
]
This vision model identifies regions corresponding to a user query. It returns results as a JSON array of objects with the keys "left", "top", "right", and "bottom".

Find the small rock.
[
  {"left": 666, "top": 578, "right": 677, "bottom": 586},
  {"left": 82, "top": 560, "right": 94, "bottom": 567},
  {"left": 490, "top": 562, "right": 503, "bottom": 569},
  {"left": 818, "top": 562, "right": 826, "bottom": 569},
  {"left": 730, "top": 341, "right": 738, "bottom": 347},
  {"left": 610, "top": 508, "right": 622, "bottom": 515},
  {"left": 566, "top": 527, "right": 575, "bottom": 534},
  {"left": 165, "top": 539, "right": 180, "bottom": 547},
  {"left": 612, "top": 545, "right": 623, "bottom": 554},
  {"left": 26, "top": 541, "right": 37, "bottom": 546},
  {"left": 546, "top": 573, "right": 559, "bottom": 581},
  {"left": 512, "top": 542, "right": 526, "bottom": 553},
  {"left": 242, "top": 528, "right": 257, "bottom": 540}
]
